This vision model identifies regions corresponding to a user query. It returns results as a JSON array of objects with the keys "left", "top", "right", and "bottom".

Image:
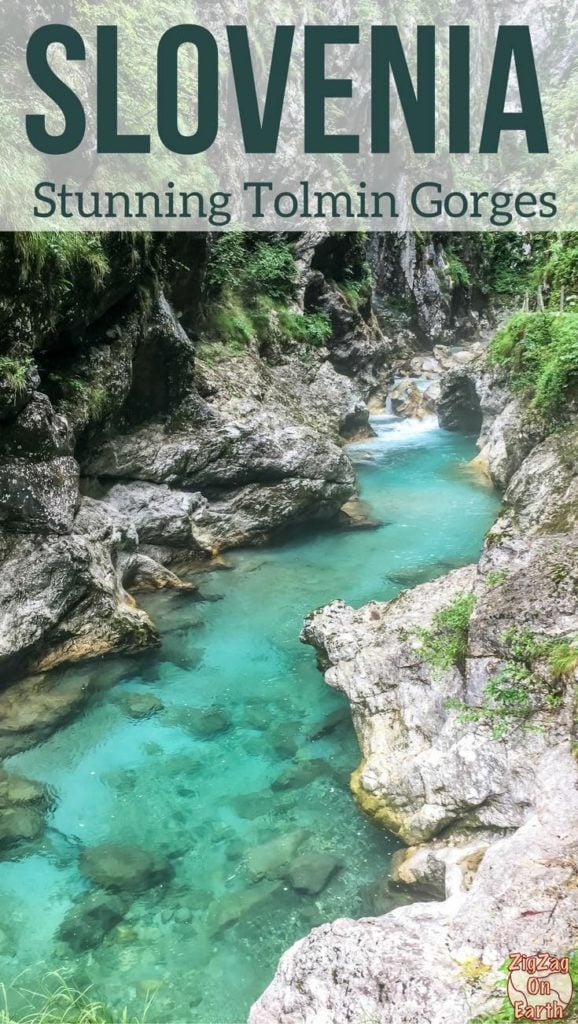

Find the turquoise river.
[{"left": 1, "top": 414, "right": 500, "bottom": 1023}]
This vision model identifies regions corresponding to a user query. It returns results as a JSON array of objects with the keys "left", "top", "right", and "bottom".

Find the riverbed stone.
[
  {"left": 0, "top": 807, "right": 44, "bottom": 850},
  {"left": 58, "top": 891, "right": 128, "bottom": 951},
  {"left": 307, "top": 707, "right": 350, "bottom": 741},
  {"left": 206, "top": 879, "right": 282, "bottom": 938},
  {"left": 246, "top": 829, "right": 309, "bottom": 881},
  {"left": 80, "top": 843, "right": 174, "bottom": 893},
  {"left": 163, "top": 704, "right": 232, "bottom": 738},
  {"left": 271, "top": 758, "right": 332, "bottom": 792},
  {"left": 118, "top": 692, "right": 165, "bottom": 719},
  {"left": 287, "top": 852, "right": 343, "bottom": 895}
]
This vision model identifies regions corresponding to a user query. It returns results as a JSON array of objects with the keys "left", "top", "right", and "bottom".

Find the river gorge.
[
  {"left": 0, "top": 410, "right": 500, "bottom": 1023},
  {"left": 0, "top": 229, "right": 576, "bottom": 1024}
]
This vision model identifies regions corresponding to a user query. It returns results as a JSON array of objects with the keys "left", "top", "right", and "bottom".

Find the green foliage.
[
  {"left": 549, "top": 638, "right": 578, "bottom": 680},
  {"left": 206, "top": 235, "right": 296, "bottom": 303},
  {"left": 277, "top": 310, "right": 332, "bottom": 348},
  {"left": 444, "top": 247, "right": 471, "bottom": 289},
  {"left": 537, "top": 232, "right": 578, "bottom": 306},
  {"left": 61, "top": 378, "right": 109, "bottom": 424},
  {"left": 0, "top": 356, "right": 32, "bottom": 393},
  {"left": 417, "top": 593, "right": 476, "bottom": 673},
  {"left": 205, "top": 233, "right": 246, "bottom": 293},
  {"left": 0, "top": 233, "right": 161, "bottom": 340},
  {"left": 472, "top": 234, "right": 543, "bottom": 297},
  {"left": 487, "top": 311, "right": 578, "bottom": 419},
  {"left": 447, "top": 627, "right": 570, "bottom": 739},
  {"left": 242, "top": 242, "right": 296, "bottom": 302}
]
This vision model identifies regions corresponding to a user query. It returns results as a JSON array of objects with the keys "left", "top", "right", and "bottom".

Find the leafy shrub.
[
  {"left": 0, "top": 356, "right": 32, "bottom": 393},
  {"left": 444, "top": 247, "right": 471, "bottom": 289},
  {"left": 205, "top": 236, "right": 296, "bottom": 303},
  {"left": 416, "top": 593, "right": 476, "bottom": 673},
  {"left": 447, "top": 627, "right": 571, "bottom": 739},
  {"left": 277, "top": 310, "right": 332, "bottom": 348},
  {"left": 487, "top": 311, "right": 578, "bottom": 419}
]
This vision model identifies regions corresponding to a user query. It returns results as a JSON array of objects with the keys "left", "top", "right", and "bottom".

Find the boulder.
[
  {"left": 0, "top": 456, "right": 79, "bottom": 534},
  {"left": 0, "top": 768, "right": 50, "bottom": 810},
  {"left": 97, "top": 481, "right": 211, "bottom": 555},
  {"left": 0, "top": 673, "right": 90, "bottom": 757},
  {"left": 250, "top": 751, "right": 578, "bottom": 1024},
  {"left": 80, "top": 843, "right": 174, "bottom": 893},
  {"left": 271, "top": 758, "right": 332, "bottom": 792}
]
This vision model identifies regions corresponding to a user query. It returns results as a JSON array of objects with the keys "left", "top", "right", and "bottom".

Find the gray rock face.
[
  {"left": 0, "top": 456, "right": 79, "bottom": 534},
  {"left": 497, "top": 426, "right": 578, "bottom": 536},
  {"left": 84, "top": 354, "right": 356, "bottom": 553},
  {"left": 0, "top": 499, "right": 157, "bottom": 679},
  {"left": 438, "top": 365, "right": 545, "bottom": 488}
]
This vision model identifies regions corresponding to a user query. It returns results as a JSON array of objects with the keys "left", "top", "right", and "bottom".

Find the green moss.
[
  {"left": 277, "top": 310, "right": 332, "bottom": 348},
  {"left": 416, "top": 593, "right": 476, "bottom": 673}
]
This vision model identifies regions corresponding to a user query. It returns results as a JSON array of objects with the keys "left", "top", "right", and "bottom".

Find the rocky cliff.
[
  {"left": 250, "top": 362, "right": 578, "bottom": 1023},
  {"left": 0, "top": 233, "right": 389, "bottom": 683}
]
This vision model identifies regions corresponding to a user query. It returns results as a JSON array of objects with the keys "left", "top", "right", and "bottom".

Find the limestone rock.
[
  {"left": 250, "top": 750, "right": 578, "bottom": 1024},
  {"left": 80, "top": 843, "right": 174, "bottom": 893},
  {"left": 118, "top": 692, "right": 164, "bottom": 719},
  {"left": 0, "top": 673, "right": 90, "bottom": 757},
  {"left": 0, "top": 456, "right": 79, "bottom": 534},
  {"left": 0, "top": 498, "right": 158, "bottom": 680}
]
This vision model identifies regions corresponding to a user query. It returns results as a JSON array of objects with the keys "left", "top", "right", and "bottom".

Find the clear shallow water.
[{"left": 1, "top": 416, "right": 500, "bottom": 1023}]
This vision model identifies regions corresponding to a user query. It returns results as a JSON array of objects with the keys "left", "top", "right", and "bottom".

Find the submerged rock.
[
  {"left": 0, "top": 807, "right": 44, "bottom": 851},
  {"left": 0, "top": 673, "right": 90, "bottom": 757},
  {"left": 306, "top": 706, "right": 350, "bottom": 741},
  {"left": 271, "top": 759, "right": 332, "bottom": 792},
  {"left": 287, "top": 852, "right": 342, "bottom": 895},
  {"left": 58, "top": 890, "right": 128, "bottom": 951},
  {"left": 118, "top": 692, "right": 165, "bottom": 720},
  {"left": 206, "top": 879, "right": 282, "bottom": 938},
  {"left": 80, "top": 843, "right": 174, "bottom": 894},
  {"left": 163, "top": 704, "right": 231, "bottom": 738},
  {"left": 246, "top": 829, "right": 309, "bottom": 882}
]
